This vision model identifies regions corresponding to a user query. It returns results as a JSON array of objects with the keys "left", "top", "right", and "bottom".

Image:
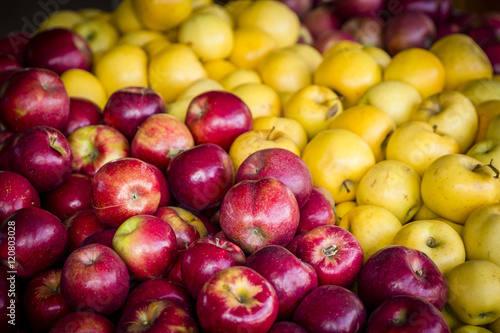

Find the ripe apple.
[
  {"left": 112, "top": 215, "right": 177, "bottom": 281},
  {"left": 69, "top": 124, "right": 130, "bottom": 177},
  {"left": 155, "top": 206, "right": 207, "bottom": 250},
  {"left": 293, "top": 285, "right": 367, "bottom": 333},
  {"left": 0, "top": 134, "right": 17, "bottom": 171},
  {"left": 335, "top": 0, "right": 386, "bottom": 19},
  {"left": 220, "top": 177, "right": 300, "bottom": 254},
  {"left": 0, "top": 31, "right": 30, "bottom": 63},
  {"left": 63, "top": 209, "right": 107, "bottom": 253},
  {"left": 246, "top": 245, "right": 318, "bottom": 320},
  {"left": 312, "top": 29, "right": 357, "bottom": 54},
  {"left": 149, "top": 163, "right": 170, "bottom": 207},
  {"left": 0, "top": 53, "right": 20, "bottom": 72},
  {"left": 301, "top": 4, "right": 340, "bottom": 40},
  {"left": 60, "top": 243, "right": 129, "bottom": 315},
  {"left": 72, "top": 17, "right": 119, "bottom": 55},
  {"left": 268, "top": 321, "right": 307, "bottom": 333},
  {"left": 365, "top": 295, "right": 450, "bottom": 333},
  {"left": 458, "top": 78, "right": 500, "bottom": 107},
  {"left": 49, "top": 311, "right": 115, "bottom": 333},
  {"left": 0, "top": 170, "right": 40, "bottom": 221},
  {"left": 396, "top": 0, "right": 453, "bottom": 22},
  {"left": 297, "top": 185, "right": 336, "bottom": 234},
  {"left": 0, "top": 68, "right": 22, "bottom": 92},
  {"left": 91, "top": 157, "right": 161, "bottom": 228},
  {"left": 295, "top": 225, "right": 364, "bottom": 287},
  {"left": 60, "top": 97, "right": 103, "bottom": 138},
  {"left": 103, "top": 86, "right": 166, "bottom": 141},
  {"left": 341, "top": 16, "right": 383, "bottom": 48},
  {"left": 165, "top": 249, "right": 186, "bottom": 286},
  {"left": 166, "top": 143, "right": 235, "bottom": 212},
  {"left": 0, "top": 207, "right": 67, "bottom": 279},
  {"left": 0, "top": 68, "right": 70, "bottom": 132},
  {"left": 467, "top": 140, "right": 500, "bottom": 166},
  {"left": 79, "top": 227, "right": 116, "bottom": 249},
  {"left": 196, "top": 266, "right": 279, "bottom": 333},
  {"left": 23, "top": 27, "right": 92, "bottom": 75},
  {"left": 23, "top": 269, "right": 71, "bottom": 333},
  {"left": 357, "top": 245, "right": 448, "bottom": 311}
]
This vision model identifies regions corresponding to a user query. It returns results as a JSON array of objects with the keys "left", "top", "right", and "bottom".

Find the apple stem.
[
  {"left": 342, "top": 180, "right": 351, "bottom": 193},
  {"left": 473, "top": 160, "right": 500, "bottom": 178},
  {"left": 215, "top": 238, "right": 220, "bottom": 247},
  {"left": 223, "top": 284, "right": 242, "bottom": 303},
  {"left": 432, "top": 124, "right": 438, "bottom": 133},
  {"left": 266, "top": 127, "right": 276, "bottom": 140},
  {"left": 322, "top": 244, "right": 339, "bottom": 257},
  {"left": 415, "top": 269, "right": 423, "bottom": 277}
]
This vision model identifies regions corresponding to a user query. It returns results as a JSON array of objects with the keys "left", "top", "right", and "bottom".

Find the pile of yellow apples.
[{"left": 36, "top": 0, "right": 500, "bottom": 331}]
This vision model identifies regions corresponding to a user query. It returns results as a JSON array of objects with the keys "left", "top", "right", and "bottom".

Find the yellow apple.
[
  {"left": 38, "top": 10, "right": 85, "bottom": 31},
  {"left": 338, "top": 204, "right": 402, "bottom": 262},
  {"left": 228, "top": 28, "right": 277, "bottom": 70},
  {"left": 283, "top": 44, "right": 323, "bottom": 73},
  {"left": 116, "top": 29, "right": 167, "bottom": 48},
  {"left": 60, "top": 69, "right": 108, "bottom": 110},
  {"left": 335, "top": 201, "right": 358, "bottom": 221},
  {"left": 386, "top": 121, "right": 460, "bottom": 176},
  {"left": 231, "top": 83, "right": 282, "bottom": 119},
  {"left": 143, "top": 39, "right": 171, "bottom": 58},
  {"left": 487, "top": 115, "right": 500, "bottom": 141},
  {"left": 132, "top": 0, "right": 192, "bottom": 31},
  {"left": 391, "top": 219, "right": 466, "bottom": 274},
  {"left": 446, "top": 260, "right": 500, "bottom": 326},
  {"left": 219, "top": 69, "right": 262, "bottom": 91},
  {"left": 166, "top": 99, "right": 192, "bottom": 123},
  {"left": 176, "top": 78, "right": 225, "bottom": 102},
  {"left": 421, "top": 154, "right": 500, "bottom": 224},
  {"left": 192, "top": 3, "right": 234, "bottom": 28},
  {"left": 356, "top": 160, "right": 422, "bottom": 223},
  {"left": 459, "top": 78, "right": 500, "bottom": 106},
  {"left": 252, "top": 116, "right": 308, "bottom": 152},
  {"left": 363, "top": 46, "right": 391, "bottom": 70},
  {"left": 443, "top": 305, "right": 466, "bottom": 331},
  {"left": 467, "top": 140, "right": 500, "bottom": 166},
  {"left": 413, "top": 203, "right": 441, "bottom": 221},
  {"left": 203, "top": 59, "right": 237, "bottom": 82},
  {"left": 476, "top": 100, "right": 500, "bottom": 143},
  {"left": 283, "top": 85, "right": 343, "bottom": 140},
  {"left": 301, "top": 129, "right": 376, "bottom": 203},
  {"left": 453, "top": 325, "right": 495, "bottom": 333},
  {"left": 111, "top": 0, "right": 144, "bottom": 33},
  {"left": 73, "top": 18, "right": 119, "bottom": 56}
]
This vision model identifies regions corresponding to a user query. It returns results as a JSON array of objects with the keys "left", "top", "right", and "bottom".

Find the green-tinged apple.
[
  {"left": 421, "top": 154, "right": 500, "bottom": 224},
  {"left": 467, "top": 140, "right": 500, "bottom": 166},
  {"left": 458, "top": 78, "right": 500, "bottom": 106},
  {"left": 486, "top": 115, "right": 500, "bottom": 141},
  {"left": 155, "top": 206, "right": 207, "bottom": 250},
  {"left": 413, "top": 203, "right": 441, "bottom": 221},
  {"left": 475, "top": 100, "right": 500, "bottom": 143},
  {"left": 252, "top": 116, "right": 308, "bottom": 153},
  {"left": 73, "top": 17, "right": 119, "bottom": 56}
]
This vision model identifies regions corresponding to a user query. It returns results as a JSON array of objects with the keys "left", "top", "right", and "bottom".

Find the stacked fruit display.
[{"left": 0, "top": 0, "right": 500, "bottom": 332}]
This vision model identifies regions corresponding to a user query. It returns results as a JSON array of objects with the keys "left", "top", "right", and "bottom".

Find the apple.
[
  {"left": 0, "top": 134, "right": 16, "bottom": 171},
  {"left": 79, "top": 227, "right": 116, "bottom": 249},
  {"left": 23, "top": 269, "right": 71, "bottom": 333},
  {"left": 277, "top": 0, "right": 313, "bottom": 18},
  {"left": 467, "top": 140, "right": 500, "bottom": 166},
  {"left": 63, "top": 209, "right": 107, "bottom": 253},
  {"left": 312, "top": 29, "right": 357, "bottom": 54},
  {"left": 196, "top": 266, "right": 279, "bottom": 333},
  {"left": 0, "top": 207, "right": 67, "bottom": 279},
  {"left": 293, "top": 285, "right": 367, "bottom": 333},
  {"left": 365, "top": 295, "right": 450, "bottom": 333},
  {"left": 60, "top": 243, "right": 129, "bottom": 315},
  {"left": 251, "top": 115, "right": 308, "bottom": 153},
  {"left": 357, "top": 245, "right": 448, "bottom": 312},
  {"left": 165, "top": 249, "right": 186, "bottom": 286},
  {"left": 0, "top": 53, "right": 20, "bottom": 72},
  {"left": 301, "top": 4, "right": 341, "bottom": 40},
  {"left": 166, "top": 143, "right": 235, "bottom": 212},
  {"left": 220, "top": 177, "right": 300, "bottom": 254},
  {"left": 0, "top": 266, "right": 17, "bottom": 332},
  {"left": 91, "top": 157, "right": 161, "bottom": 228},
  {"left": 23, "top": 28, "right": 92, "bottom": 75},
  {"left": 341, "top": 16, "right": 383, "bottom": 48},
  {"left": 196, "top": 212, "right": 220, "bottom": 237},
  {"left": 297, "top": 185, "right": 336, "bottom": 234},
  {"left": 0, "top": 68, "right": 70, "bottom": 132},
  {"left": 396, "top": 0, "right": 453, "bottom": 22},
  {"left": 335, "top": 0, "right": 386, "bottom": 19},
  {"left": 103, "top": 86, "right": 166, "bottom": 141},
  {"left": 185, "top": 90, "right": 253, "bottom": 151},
  {"left": 72, "top": 17, "right": 119, "bottom": 55},
  {"left": 181, "top": 236, "right": 246, "bottom": 299},
  {"left": 236, "top": 147, "right": 313, "bottom": 208},
  {"left": 483, "top": 42, "right": 500, "bottom": 75},
  {"left": 246, "top": 245, "right": 318, "bottom": 320},
  {"left": 149, "top": 163, "right": 170, "bottom": 207},
  {"left": 49, "top": 311, "right": 115, "bottom": 333},
  {"left": 295, "top": 225, "right": 363, "bottom": 287},
  {"left": 286, "top": 233, "right": 306, "bottom": 256},
  {"left": 0, "top": 32, "right": 31, "bottom": 63},
  {"left": 60, "top": 97, "right": 103, "bottom": 138},
  {"left": 69, "top": 124, "right": 130, "bottom": 177},
  {"left": 0, "top": 170, "right": 40, "bottom": 221},
  {"left": 268, "top": 321, "right": 307, "bottom": 333},
  {"left": 436, "top": 21, "right": 462, "bottom": 39},
  {"left": 487, "top": 115, "right": 500, "bottom": 141},
  {"left": 0, "top": 68, "right": 22, "bottom": 96}
]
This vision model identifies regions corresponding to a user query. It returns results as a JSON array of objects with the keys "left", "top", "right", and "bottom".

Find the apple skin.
[
  {"left": 483, "top": 42, "right": 500, "bottom": 75},
  {"left": 61, "top": 97, "right": 103, "bottom": 138},
  {"left": 9, "top": 126, "right": 73, "bottom": 193},
  {"left": 0, "top": 134, "right": 17, "bottom": 171},
  {"left": 49, "top": 311, "right": 116, "bottom": 333},
  {"left": 268, "top": 321, "right": 307, "bottom": 333},
  {"left": 295, "top": 225, "right": 364, "bottom": 288},
  {"left": 166, "top": 249, "right": 186, "bottom": 286},
  {"left": 396, "top": 0, "right": 453, "bottom": 22},
  {"left": 181, "top": 236, "right": 246, "bottom": 299},
  {"left": 286, "top": 232, "right": 307, "bottom": 256},
  {"left": 341, "top": 16, "right": 383, "bottom": 48},
  {"left": 293, "top": 285, "right": 367, "bottom": 333},
  {"left": 103, "top": 86, "right": 166, "bottom": 141},
  {"left": 246, "top": 245, "right": 318, "bottom": 320},
  {"left": 166, "top": 143, "right": 235, "bottom": 212},
  {"left": 0, "top": 68, "right": 70, "bottom": 132},
  {"left": 185, "top": 90, "right": 253, "bottom": 151},
  {"left": 41, "top": 173, "right": 92, "bottom": 222},
  {"left": 149, "top": 163, "right": 171, "bottom": 207},
  {"left": 196, "top": 266, "right": 279, "bottom": 333},
  {"left": 336, "top": 0, "right": 386, "bottom": 19},
  {"left": 0, "top": 207, "right": 67, "bottom": 279},
  {"left": 357, "top": 245, "right": 448, "bottom": 312},
  {"left": 79, "top": 227, "right": 116, "bottom": 249},
  {"left": 0, "top": 68, "right": 22, "bottom": 90},
  {"left": 22, "top": 268, "right": 71, "bottom": 333},
  {"left": 0, "top": 265, "right": 18, "bottom": 333},
  {"left": 63, "top": 209, "right": 107, "bottom": 253},
  {"left": 0, "top": 170, "right": 40, "bottom": 221},
  {"left": 301, "top": 4, "right": 341, "bottom": 40},
  {"left": 0, "top": 53, "right": 20, "bottom": 72},
  {"left": 297, "top": 185, "right": 336, "bottom": 234},
  {"left": 23, "top": 28, "right": 92, "bottom": 75},
  {"left": 0, "top": 32, "right": 31, "bottom": 63},
  {"left": 236, "top": 148, "right": 313, "bottom": 208},
  {"left": 91, "top": 157, "right": 161, "bottom": 228},
  {"left": 220, "top": 178, "right": 300, "bottom": 255},
  {"left": 155, "top": 206, "right": 207, "bottom": 250},
  {"left": 60, "top": 243, "right": 130, "bottom": 315},
  {"left": 365, "top": 295, "right": 450, "bottom": 333}
]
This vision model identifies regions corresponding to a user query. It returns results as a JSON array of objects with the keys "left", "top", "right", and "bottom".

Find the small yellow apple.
[
  {"left": 111, "top": 0, "right": 144, "bottom": 33},
  {"left": 229, "top": 28, "right": 277, "bottom": 70},
  {"left": 192, "top": 3, "right": 234, "bottom": 28},
  {"left": 453, "top": 325, "right": 495, "bottom": 333},
  {"left": 443, "top": 305, "right": 466, "bottom": 331},
  {"left": 203, "top": 59, "right": 237, "bottom": 82},
  {"left": 283, "top": 44, "right": 323, "bottom": 73},
  {"left": 60, "top": 69, "right": 108, "bottom": 110},
  {"left": 143, "top": 39, "right": 171, "bottom": 58},
  {"left": 176, "top": 78, "right": 225, "bottom": 102},
  {"left": 335, "top": 201, "right": 358, "bottom": 221},
  {"left": 132, "top": 0, "right": 192, "bottom": 31},
  {"left": 413, "top": 203, "right": 441, "bottom": 221},
  {"left": 166, "top": 99, "right": 192, "bottom": 123},
  {"left": 476, "top": 100, "right": 500, "bottom": 143},
  {"left": 38, "top": 10, "right": 85, "bottom": 31},
  {"left": 487, "top": 115, "right": 500, "bottom": 141},
  {"left": 252, "top": 116, "right": 308, "bottom": 152},
  {"left": 116, "top": 29, "right": 167, "bottom": 48},
  {"left": 363, "top": 46, "right": 392, "bottom": 70},
  {"left": 231, "top": 83, "right": 281, "bottom": 119},
  {"left": 467, "top": 140, "right": 500, "bottom": 166},
  {"left": 459, "top": 78, "right": 500, "bottom": 106},
  {"left": 73, "top": 18, "right": 119, "bottom": 55},
  {"left": 219, "top": 69, "right": 262, "bottom": 91}
]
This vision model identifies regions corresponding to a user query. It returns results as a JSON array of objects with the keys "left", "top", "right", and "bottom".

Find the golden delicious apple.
[
  {"left": 453, "top": 325, "right": 495, "bottom": 333},
  {"left": 231, "top": 83, "right": 281, "bottom": 120},
  {"left": 220, "top": 69, "right": 262, "bottom": 91},
  {"left": 335, "top": 201, "right": 358, "bottom": 221},
  {"left": 283, "top": 44, "right": 323, "bottom": 73},
  {"left": 229, "top": 27, "right": 277, "bottom": 70},
  {"left": 111, "top": 0, "right": 144, "bottom": 34},
  {"left": 467, "top": 140, "right": 500, "bottom": 166},
  {"left": 252, "top": 116, "right": 307, "bottom": 152},
  {"left": 459, "top": 78, "right": 500, "bottom": 106},
  {"left": 133, "top": 0, "right": 192, "bottom": 31},
  {"left": 73, "top": 18, "right": 119, "bottom": 56},
  {"left": 413, "top": 203, "right": 441, "bottom": 221},
  {"left": 487, "top": 115, "right": 500, "bottom": 141},
  {"left": 476, "top": 100, "right": 500, "bottom": 143}
]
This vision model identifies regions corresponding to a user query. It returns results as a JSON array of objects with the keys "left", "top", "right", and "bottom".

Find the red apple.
[
  {"left": 149, "top": 163, "right": 171, "bottom": 207},
  {"left": 293, "top": 285, "right": 367, "bottom": 333},
  {"left": 103, "top": 86, "right": 166, "bottom": 141},
  {"left": 313, "top": 29, "right": 357, "bottom": 54},
  {"left": 49, "top": 311, "right": 115, "bottom": 333},
  {"left": 336, "top": 0, "right": 386, "bottom": 20},
  {"left": 365, "top": 295, "right": 450, "bottom": 333},
  {"left": 436, "top": 21, "right": 462, "bottom": 39},
  {"left": 298, "top": 23, "right": 314, "bottom": 45},
  {"left": 0, "top": 53, "right": 20, "bottom": 72},
  {"left": 0, "top": 32, "right": 31, "bottom": 63},
  {"left": 0, "top": 68, "right": 22, "bottom": 91},
  {"left": 181, "top": 236, "right": 246, "bottom": 299},
  {"left": 297, "top": 185, "right": 336, "bottom": 234},
  {"left": 286, "top": 232, "right": 307, "bottom": 256},
  {"left": 61, "top": 97, "right": 103, "bottom": 138},
  {"left": 277, "top": 0, "right": 313, "bottom": 18},
  {"left": 165, "top": 249, "right": 186, "bottom": 285},
  {"left": 395, "top": 0, "right": 453, "bottom": 22},
  {"left": 60, "top": 243, "right": 129, "bottom": 315},
  {"left": 112, "top": 214, "right": 177, "bottom": 281},
  {"left": 166, "top": 143, "right": 235, "bottom": 212},
  {"left": 0, "top": 68, "right": 70, "bottom": 132},
  {"left": 0, "top": 207, "right": 67, "bottom": 279},
  {"left": 246, "top": 245, "right": 318, "bottom": 320},
  {"left": 0, "top": 134, "right": 16, "bottom": 171},
  {"left": 41, "top": 173, "right": 92, "bottom": 221},
  {"left": 23, "top": 28, "right": 92, "bottom": 75},
  {"left": 483, "top": 42, "right": 500, "bottom": 75},
  {"left": 197, "top": 266, "right": 279, "bottom": 333},
  {"left": 63, "top": 209, "right": 107, "bottom": 253},
  {"left": 185, "top": 90, "right": 253, "bottom": 151},
  {"left": 301, "top": 4, "right": 341, "bottom": 40},
  {"left": 0, "top": 170, "right": 40, "bottom": 221},
  {"left": 295, "top": 225, "right": 364, "bottom": 288},
  {"left": 0, "top": 266, "right": 17, "bottom": 333},
  {"left": 196, "top": 212, "right": 221, "bottom": 237},
  {"left": 220, "top": 178, "right": 300, "bottom": 255},
  {"left": 131, "top": 113, "right": 195, "bottom": 171},
  {"left": 236, "top": 147, "right": 313, "bottom": 208},
  {"left": 69, "top": 124, "right": 130, "bottom": 177},
  {"left": 466, "top": 25, "right": 497, "bottom": 47},
  {"left": 357, "top": 245, "right": 448, "bottom": 311},
  {"left": 91, "top": 157, "right": 161, "bottom": 228},
  {"left": 268, "top": 321, "right": 307, "bottom": 333},
  {"left": 23, "top": 269, "right": 71, "bottom": 333},
  {"left": 341, "top": 16, "right": 383, "bottom": 48},
  {"left": 79, "top": 227, "right": 116, "bottom": 249}
]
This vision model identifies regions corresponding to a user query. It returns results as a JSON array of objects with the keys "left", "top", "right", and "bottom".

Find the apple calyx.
[
  {"left": 166, "top": 147, "right": 185, "bottom": 159},
  {"left": 134, "top": 301, "right": 167, "bottom": 330},
  {"left": 322, "top": 244, "right": 339, "bottom": 257},
  {"left": 391, "top": 309, "right": 408, "bottom": 326},
  {"left": 414, "top": 269, "right": 424, "bottom": 277},
  {"left": 36, "top": 271, "right": 62, "bottom": 300},
  {"left": 426, "top": 237, "right": 438, "bottom": 248}
]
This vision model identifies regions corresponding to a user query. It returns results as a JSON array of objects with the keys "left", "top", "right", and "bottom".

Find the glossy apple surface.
[
  {"left": 49, "top": 311, "right": 115, "bottom": 333},
  {"left": 61, "top": 97, "right": 103, "bottom": 137},
  {"left": 297, "top": 185, "right": 336, "bottom": 234},
  {"left": 0, "top": 170, "right": 40, "bottom": 221},
  {"left": 79, "top": 227, "right": 116, "bottom": 249},
  {"left": 268, "top": 321, "right": 307, "bottom": 333},
  {"left": 63, "top": 209, "right": 107, "bottom": 253}
]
